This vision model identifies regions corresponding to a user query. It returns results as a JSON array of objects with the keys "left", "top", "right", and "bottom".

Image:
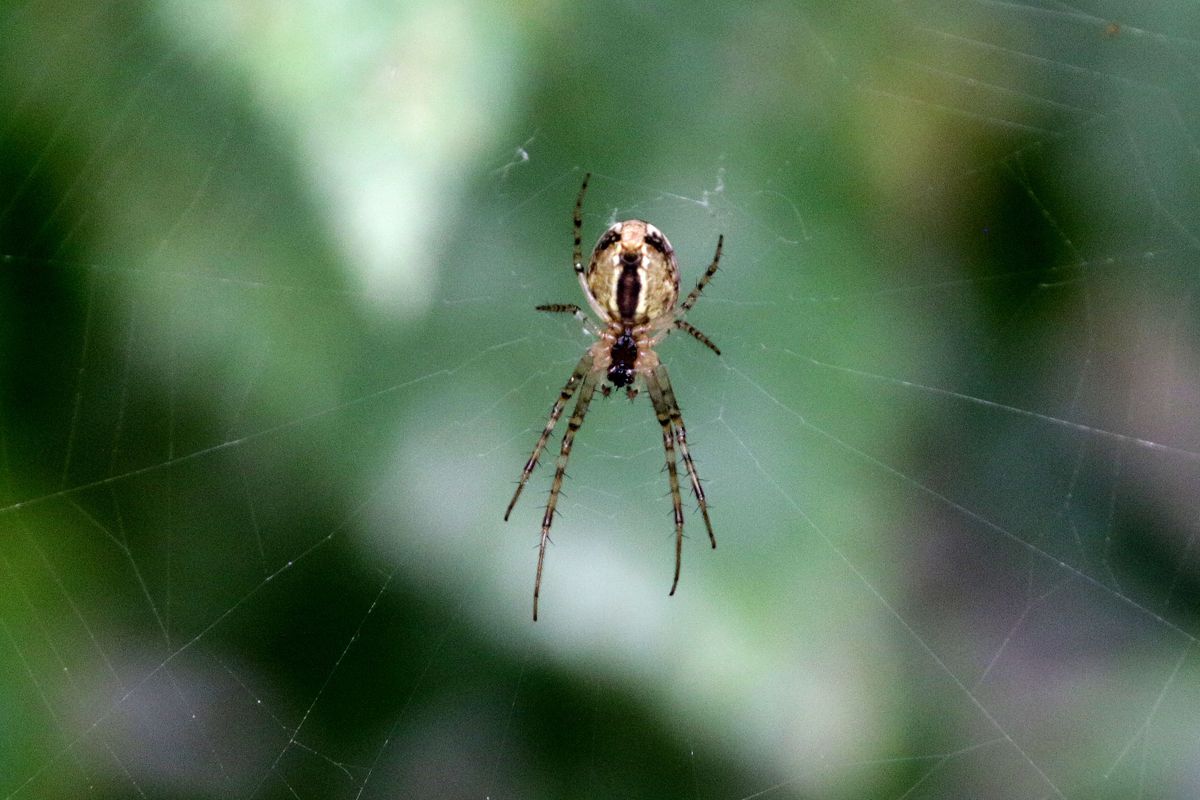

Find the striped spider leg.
[{"left": 506, "top": 173, "right": 723, "bottom": 620}]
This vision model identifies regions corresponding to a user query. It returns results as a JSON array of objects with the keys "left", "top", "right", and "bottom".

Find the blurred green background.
[{"left": 3, "top": 1, "right": 1200, "bottom": 798}]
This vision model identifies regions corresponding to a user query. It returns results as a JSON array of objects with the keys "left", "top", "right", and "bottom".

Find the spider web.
[{"left": 2, "top": 1, "right": 1200, "bottom": 798}]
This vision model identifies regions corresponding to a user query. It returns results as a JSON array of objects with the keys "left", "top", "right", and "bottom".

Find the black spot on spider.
[
  {"left": 644, "top": 230, "right": 669, "bottom": 254},
  {"left": 596, "top": 229, "right": 620, "bottom": 252},
  {"left": 607, "top": 331, "right": 638, "bottom": 388}
]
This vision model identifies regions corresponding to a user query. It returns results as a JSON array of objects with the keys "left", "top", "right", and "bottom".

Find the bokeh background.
[{"left": 3, "top": 2, "right": 1200, "bottom": 798}]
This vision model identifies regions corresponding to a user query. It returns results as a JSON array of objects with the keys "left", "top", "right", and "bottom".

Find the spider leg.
[
  {"left": 645, "top": 370, "right": 686, "bottom": 596},
  {"left": 674, "top": 320, "right": 721, "bottom": 356},
  {"left": 679, "top": 234, "right": 722, "bottom": 314},
  {"left": 534, "top": 373, "right": 597, "bottom": 620},
  {"left": 505, "top": 352, "right": 593, "bottom": 522},
  {"left": 537, "top": 303, "right": 594, "bottom": 333},
  {"left": 654, "top": 364, "right": 716, "bottom": 550},
  {"left": 573, "top": 173, "right": 591, "bottom": 277},
  {"left": 536, "top": 303, "right": 585, "bottom": 315}
]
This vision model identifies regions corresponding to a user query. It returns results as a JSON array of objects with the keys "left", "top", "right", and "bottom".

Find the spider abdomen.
[{"left": 586, "top": 220, "right": 679, "bottom": 326}]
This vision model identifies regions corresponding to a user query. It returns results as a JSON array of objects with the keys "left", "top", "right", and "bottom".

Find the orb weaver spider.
[{"left": 505, "top": 173, "right": 723, "bottom": 620}]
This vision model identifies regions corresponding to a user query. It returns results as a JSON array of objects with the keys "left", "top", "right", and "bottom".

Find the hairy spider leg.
[
  {"left": 505, "top": 352, "right": 594, "bottom": 522},
  {"left": 536, "top": 304, "right": 597, "bottom": 336},
  {"left": 645, "top": 370, "right": 687, "bottom": 596},
  {"left": 536, "top": 303, "right": 585, "bottom": 316},
  {"left": 673, "top": 319, "right": 720, "bottom": 355},
  {"left": 534, "top": 374, "right": 597, "bottom": 620},
  {"left": 572, "top": 173, "right": 591, "bottom": 277},
  {"left": 571, "top": 173, "right": 609, "bottom": 322},
  {"left": 655, "top": 364, "right": 715, "bottom": 549},
  {"left": 679, "top": 234, "right": 722, "bottom": 314}
]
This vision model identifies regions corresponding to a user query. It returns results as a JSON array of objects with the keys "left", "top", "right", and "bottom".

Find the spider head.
[{"left": 606, "top": 331, "right": 638, "bottom": 388}]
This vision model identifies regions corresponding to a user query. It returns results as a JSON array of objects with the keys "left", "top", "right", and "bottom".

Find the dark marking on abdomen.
[
  {"left": 644, "top": 230, "right": 669, "bottom": 255},
  {"left": 596, "top": 229, "right": 620, "bottom": 252},
  {"left": 616, "top": 256, "right": 641, "bottom": 320}
]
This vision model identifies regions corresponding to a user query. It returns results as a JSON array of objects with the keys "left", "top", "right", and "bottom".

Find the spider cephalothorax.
[
  {"left": 606, "top": 331, "right": 637, "bottom": 387},
  {"left": 504, "top": 173, "right": 724, "bottom": 620}
]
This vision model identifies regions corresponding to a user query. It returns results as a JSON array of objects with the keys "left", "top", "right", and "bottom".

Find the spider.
[{"left": 505, "top": 173, "right": 723, "bottom": 620}]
